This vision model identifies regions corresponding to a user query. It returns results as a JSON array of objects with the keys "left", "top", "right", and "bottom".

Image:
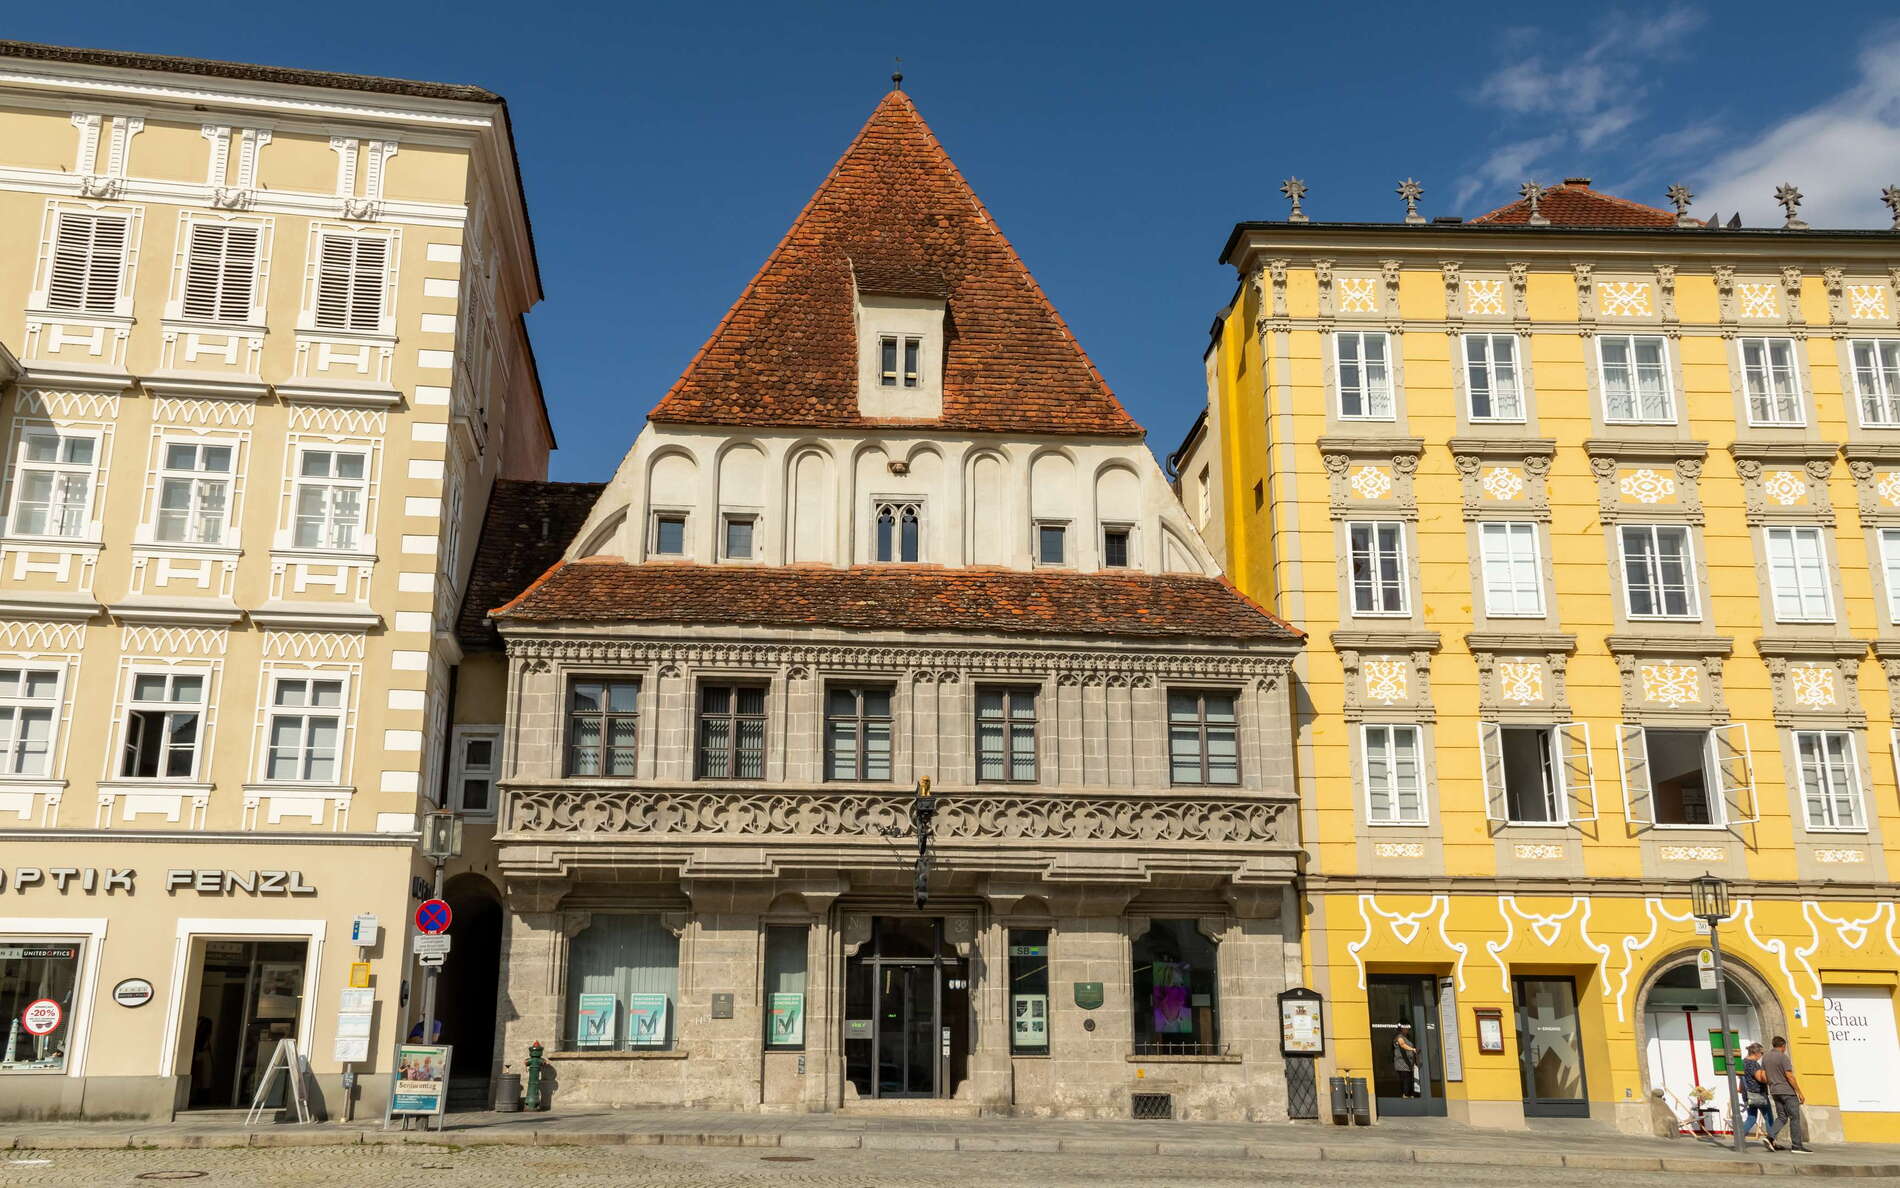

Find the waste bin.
[
  {"left": 494, "top": 1072, "right": 522, "bottom": 1112},
  {"left": 1329, "top": 1075, "right": 1370, "bottom": 1125}
]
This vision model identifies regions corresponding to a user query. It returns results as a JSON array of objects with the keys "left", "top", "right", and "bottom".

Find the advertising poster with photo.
[
  {"left": 625, "top": 994, "right": 669, "bottom": 1047},
  {"left": 768, "top": 992, "right": 804, "bottom": 1047},
  {"left": 391, "top": 1043, "right": 452, "bottom": 1115}
]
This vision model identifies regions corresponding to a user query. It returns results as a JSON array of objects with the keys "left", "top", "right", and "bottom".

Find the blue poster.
[
  {"left": 575, "top": 993, "right": 616, "bottom": 1048},
  {"left": 626, "top": 994, "right": 668, "bottom": 1047}
]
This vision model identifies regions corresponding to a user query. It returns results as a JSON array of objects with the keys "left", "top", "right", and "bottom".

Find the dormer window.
[
  {"left": 651, "top": 512, "right": 688, "bottom": 558},
  {"left": 880, "top": 335, "right": 922, "bottom": 388},
  {"left": 875, "top": 501, "right": 921, "bottom": 563}
]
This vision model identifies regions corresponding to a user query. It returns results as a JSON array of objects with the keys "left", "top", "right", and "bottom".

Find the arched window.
[{"left": 874, "top": 501, "right": 921, "bottom": 563}]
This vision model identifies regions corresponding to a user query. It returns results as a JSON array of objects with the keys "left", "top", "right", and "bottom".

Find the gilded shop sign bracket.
[{"left": 0, "top": 868, "right": 319, "bottom": 895}]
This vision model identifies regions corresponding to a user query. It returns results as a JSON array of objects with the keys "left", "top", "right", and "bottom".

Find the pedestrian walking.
[
  {"left": 1737, "top": 1041, "right": 1774, "bottom": 1142},
  {"left": 1393, "top": 1021, "right": 1421, "bottom": 1098},
  {"left": 1761, "top": 1036, "right": 1812, "bottom": 1153}
]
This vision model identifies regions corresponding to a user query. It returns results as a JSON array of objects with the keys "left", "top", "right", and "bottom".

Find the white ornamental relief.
[
  {"left": 1513, "top": 843, "right": 1564, "bottom": 861},
  {"left": 1878, "top": 472, "right": 1900, "bottom": 507},
  {"left": 1659, "top": 845, "right": 1727, "bottom": 863},
  {"left": 1363, "top": 659, "right": 1408, "bottom": 705},
  {"left": 1598, "top": 281, "right": 1653, "bottom": 317},
  {"left": 1737, "top": 282, "right": 1779, "bottom": 318},
  {"left": 1847, "top": 285, "right": 1889, "bottom": 320},
  {"left": 1465, "top": 278, "right": 1506, "bottom": 315},
  {"left": 1480, "top": 466, "right": 1525, "bottom": 501},
  {"left": 1641, "top": 663, "right": 1699, "bottom": 706},
  {"left": 1498, "top": 660, "right": 1544, "bottom": 704},
  {"left": 1814, "top": 849, "right": 1866, "bottom": 864},
  {"left": 1349, "top": 465, "right": 1394, "bottom": 500},
  {"left": 1337, "top": 278, "right": 1378, "bottom": 313},
  {"left": 1373, "top": 842, "right": 1425, "bottom": 859},
  {"left": 1619, "top": 468, "right": 1676, "bottom": 504},
  {"left": 1761, "top": 470, "right": 1807, "bottom": 506},
  {"left": 1789, "top": 666, "right": 1836, "bottom": 709}
]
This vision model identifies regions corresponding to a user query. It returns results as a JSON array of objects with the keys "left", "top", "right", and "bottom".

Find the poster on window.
[
  {"left": 1151, "top": 961, "right": 1192, "bottom": 1035},
  {"left": 391, "top": 1043, "right": 452, "bottom": 1115},
  {"left": 575, "top": 993, "right": 617, "bottom": 1048},
  {"left": 1012, "top": 994, "right": 1048, "bottom": 1046},
  {"left": 768, "top": 993, "right": 804, "bottom": 1047},
  {"left": 625, "top": 994, "right": 669, "bottom": 1047},
  {"left": 1824, "top": 985, "right": 1900, "bottom": 1112}
]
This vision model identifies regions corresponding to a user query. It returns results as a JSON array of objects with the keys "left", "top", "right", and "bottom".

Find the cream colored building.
[{"left": 0, "top": 41, "right": 549, "bottom": 1119}]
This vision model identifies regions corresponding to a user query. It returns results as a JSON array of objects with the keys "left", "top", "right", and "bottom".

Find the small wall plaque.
[
  {"left": 710, "top": 993, "right": 734, "bottom": 1019},
  {"left": 1474, "top": 1007, "right": 1505, "bottom": 1054},
  {"left": 845, "top": 1018, "right": 873, "bottom": 1039},
  {"left": 1073, "top": 981, "right": 1103, "bottom": 1010}
]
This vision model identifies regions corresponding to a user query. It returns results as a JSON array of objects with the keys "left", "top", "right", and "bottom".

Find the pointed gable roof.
[
  {"left": 1472, "top": 177, "right": 1687, "bottom": 228},
  {"left": 648, "top": 91, "right": 1142, "bottom": 439}
]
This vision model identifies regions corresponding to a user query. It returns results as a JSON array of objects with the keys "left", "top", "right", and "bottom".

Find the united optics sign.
[{"left": 0, "top": 868, "right": 318, "bottom": 895}]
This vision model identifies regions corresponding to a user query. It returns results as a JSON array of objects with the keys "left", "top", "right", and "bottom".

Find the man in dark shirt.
[{"left": 1762, "top": 1036, "right": 1812, "bottom": 1152}]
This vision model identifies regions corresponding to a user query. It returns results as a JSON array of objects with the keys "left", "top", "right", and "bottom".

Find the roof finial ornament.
[
  {"left": 1520, "top": 180, "right": 1550, "bottom": 226},
  {"left": 1882, "top": 184, "right": 1900, "bottom": 231},
  {"left": 1396, "top": 178, "right": 1425, "bottom": 225},
  {"left": 891, "top": 57, "right": 903, "bottom": 91},
  {"left": 1665, "top": 183, "right": 1697, "bottom": 227},
  {"left": 1280, "top": 177, "right": 1308, "bottom": 224},
  {"left": 1774, "top": 182, "right": 1808, "bottom": 230}
]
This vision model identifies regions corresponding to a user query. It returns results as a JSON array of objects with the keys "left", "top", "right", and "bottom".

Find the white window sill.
[
  {"left": 25, "top": 307, "right": 133, "bottom": 326},
  {"left": 1601, "top": 419, "right": 1681, "bottom": 428},
  {"left": 132, "top": 539, "right": 242, "bottom": 557},
  {"left": 1365, "top": 819, "right": 1433, "bottom": 828},
  {"left": 268, "top": 546, "right": 379, "bottom": 564},
  {"left": 97, "top": 780, "right": 214, "bottom": 794},
  {"left": 292, "top": 325, "right": 397, "bottom": 344},
  {"left": 1468, "top": 417, "right": 1531, "bottom": 426},
  {"left": 241, "top": 783, "right": 354, "bottom": 798},
  {"left": 1800, "top": 824, "right": 1869, "bottom": 835},
  {"left": 159, "top": 316, "right": 268, "bottom": 335},
  {"left": 1745, "top": 422, "right": 1808, "bottom": 431},
  {"left": 0, "top": 534, "right": 104, "bottom": 551}
]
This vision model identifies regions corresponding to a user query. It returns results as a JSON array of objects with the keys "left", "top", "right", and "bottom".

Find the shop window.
[
  {"left": 1167, "top": 689, "right": 1239, "bottom": 786},
  {"left": 1132, "top": 919, "right": 1219, "bottom": 1055},
  {"left": 564, "top": 915, "right": 678, "bottom": 1051},
  {"left": 825, "top": 685, "right": 892, "bottom": 781},
  {"left": 697, "top": 685, "right": 766, "bottom": 780},
  {"left": 567, "top": 679, "right": 639, "bottom": 777},
  {"left": 0, "top": 939, "right": 82, "bottom": 1073},
  {"left": 763, "top": 925, "right": 808, "bottom": 1050},
  {"left": 1008, "top": 929, "right": 1051, "bottom": 1056},
  {"left": 976, "top": 686, "right": 1038, "bottom": 783}
]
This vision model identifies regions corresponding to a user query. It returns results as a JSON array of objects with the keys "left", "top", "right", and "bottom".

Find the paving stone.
[
  {"left": 958, "top": 1136, "right": 1062, "bottom": 1153},
  {"left": 1321, "top": 1145, "right": 1413, "bottom": 1162},
  {"left": 780, "top": 1132, "right": 861, "bottom": 1149},
  {"left": 1057, "top": 1139, "right": 1158, "bottom": 1155},
  {"left": 865, "top": 1133, "right": 957, "bottom": 1151},
  {"left": 1562, "top": 1153, "right": 1666, "bottom": 1171},
  {"left": 1415, "top": 1148, "right": 1563, "bottom": 1167}
]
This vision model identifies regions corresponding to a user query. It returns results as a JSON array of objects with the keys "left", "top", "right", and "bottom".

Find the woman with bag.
[
  {"left": 1393, "top": 1021, "right": 1421, "bottom": 1098},
  {"left": 1738, "top": 1041, "right": 1775, "bottom": 1142}
]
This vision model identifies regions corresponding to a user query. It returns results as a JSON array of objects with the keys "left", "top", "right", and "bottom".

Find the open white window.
[
  {"left": 1795, "top": 730, "right": 1864, "bottom": 832},
  {"left": 7, "top": 429, "right": 100, "bottom": 539},
  {"left": 262, "top": 676, "right": 343, "bottom": 783},
  {"left": 449, "top": 726, "right": 501, "bottom": 817},
  {"left": 1362, "top": 723, "right": 1426, "bottom": 824},
  {"left": 1598, "top": 334, "right": 1674, "bottom": 423},
  {"left": 1479, "top": 721, "right": 1596, "bottom": 825},
  {"left": 151, "top": 440, "right": 235, "bottom": 545},
  {"left": 1335, "top": 331, "right": 1394, "bottom": 420},
  {"left": 290, "top": 448, "right": 368, "bottom": 552},
  {"left": 1739, "top": 338, "right": 1804, "bottom": 426},
  {"left": 119, "top": 672, "right": 205, "bottom": 781},
  {"left": 1618, "top": 723, "right": 1755, "bottom": 828},
  {"left": 0, "top": 667, "right": 61, "bottom": 778}
]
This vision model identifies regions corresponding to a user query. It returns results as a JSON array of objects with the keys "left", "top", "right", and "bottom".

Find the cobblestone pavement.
[{"left": 0, "top": 1143, "right": 1708, "bottom": 1186}]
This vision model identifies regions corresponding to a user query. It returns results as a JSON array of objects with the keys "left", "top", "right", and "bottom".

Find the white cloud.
[{"left": 1693, "top": 32, "right": 1900, "bottom": 228}]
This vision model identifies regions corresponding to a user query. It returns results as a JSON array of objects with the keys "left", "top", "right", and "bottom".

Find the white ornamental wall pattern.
[
  {"left": 1598, "top": 282, "right": 1653, "bottom": 317},
  {"left": 1619, "top": 468, "right": 1676, "bottom": 504},
  {"left": 1641, "top": 663, "right": 1700, "bottom": 706},
  {"left": 1337, "top": 278, "right": 1378, "bottom": 313},
  {"left": 1362, "top": 659, "right": 1408, "bottom": 705},
  {"left": 1789, "top": 665, "right": 1837, "bottom": 709},
  {"left": 1761, "top": 470, "right": 1807, "bottom": 506},
  {"left": 1847, "top": 285, "right": 1889, "bottom": 319},
  {"left": 1480, "top": 466, "right": 1525, "bottom": 502},
  {"left": 1486, "top": 896, "right": 1611, "bottom": 996},
  {"left": 1465, "top": 278, "right": 1506, "bottom": 316},
  {"left": 1878, "top": 472, "right": 1900, "bottom": 508},
  {"left": 1497, "top": 660, "right": 1545, "bottom": 704},
  {"left": 1348, "top": 894, "right": 1469, "bottom": 991},
  {"left": 1737, "top": 282, "right": 1779, "bottom": 318},
  {"left": 1349, "top": 465, "right": 1394, "bottom": 500}
]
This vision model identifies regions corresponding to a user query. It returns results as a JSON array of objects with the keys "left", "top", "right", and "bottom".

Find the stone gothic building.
[{"left": 477, "top": 89, "right": 1303, "bottom": 1119}]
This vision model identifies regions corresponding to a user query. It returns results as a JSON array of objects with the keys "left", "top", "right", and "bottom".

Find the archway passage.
[
  {"left": 438, "top": 873, "right": 504, "bottom": 1109},
  {"left": 1642, "top": 962, "right": 1762, "bottom": 1134}
]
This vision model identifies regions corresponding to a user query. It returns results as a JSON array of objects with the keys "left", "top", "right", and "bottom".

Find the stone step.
[{"left": 839, "top": 1098, "right": 983, "bottom": 1118}]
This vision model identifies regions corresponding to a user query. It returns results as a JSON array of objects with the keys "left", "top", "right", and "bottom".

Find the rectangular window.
[
  {"left": 1483, "top": 722, "right": 1597, "bottom": 826},
  {"left": 697, "top": 685, "right": 766, "bottom": 780},
  {"left": 1101, "top": 525, "right": 1132, "bottom": 568},
  {"left": 1739, "top": 337, "right": 1804, "bottom": 425},
  {"left": 264, "top": 677, "right": 342, "bottom": 783},
  {"left": 1196, "top": 466, "right": 1211, "bottom": 526},
  {"left": 1621, "top": 725, "right": 1756, "bottom": 829},
  {"left": 564, "top": 915, "right": 678, "bottom": 1051},
  {"left": 1362, "top": 723, "right": 1425, "bottom": 824},
  {"left": 1335, "top": 331, "right": 1393, "bottom": 420},
  {"left": 119, "top": 672, "right": 204, "bottom": 780},
  {"left": 8, "top": 431, "right": 96, "bottom": 538},
  {"left": 722, "top": 515, "right": 755, "bottom": 560},
  {"left": 46, "top": 211, "right": 128, "bottom": 314},
  {"left": 1795, "top": 730, "right": 1863, "bottom": 831},
  {"left": 825, "top": 685, "right": 893, "bottom": 781},
  {"left": 181, "top": 221, "right": 261, "bottom": 323},
  {"left": 1764, "top": 526, "right": 1833, "bottom": 622},
  {"left": 312, "top": 232, "right": 388, "bottom": 332},
  {"left": 0, "top": 668, "right": 59, "bottom": 778},
  {"left": 652, "top": 513, "right": 687, "bottom": 557},
  {"left": 763, "top": 925, "right": 808, "bottom": 1050},
  {"left": 1850, "top": 340, "right": 1900, "bottom": 426},
  {"left": 1464, "top": 334, "right": 1523, "bottom": 421},
  {"left": 1501, "top": 727, "right": 1562, "bottom": 823},
  {"left": 1478, "top": 522, "right": 1544, "bottom": 617},
  {"left": 1619, "top": 525, "right": 1698, "bottom": 619},
  {"left": 153, "top": 441, "right": 234, "bottom": 545},
  {"left": 976, "top": 687, "right": 1038, "bottom": 784},
  {"left": 450, "top": 727, "right": 500, "bottom": 815},
  {"left": 877, "top": 335, "right": 921, "bottom": 388},
  {"left": 1881, "top": 529, "right": 1900, "bottom": 623},
  {"left": 0, "top": 940, "right": 82, "bottom": 1072},
  {"left": 1598, "top": 335, "right": 1673, "bottom": 423},
  {"left": 1348, "top": 521, "right": 1408, "bottom": 615},
  {"left": 1647, "top": 728, "right": 1716, "bottom": 825},
  {"left": 874, "top": 501, "right": 921, "bottom": 562},
  {"left": 903, "top": 337, "right": 921, "bottom": 388},
  {"left": 1036, "top": 523, "right": 1066, "bottom": 566},
  {"left": 1132, "top": 919, "right": 1219, "bottom": 1055},
  {"left": 1008, "top": 929, "right": 1051, "bottom": 1055},
  {"left": 1167, "top": 690, "right": 1239, "bottom": 786},
  {"left": 566, "top": 679, "right": 639, "bottom": 777},
  {"left": 291, "top": 449, "right": 367, "bottom": 551}
]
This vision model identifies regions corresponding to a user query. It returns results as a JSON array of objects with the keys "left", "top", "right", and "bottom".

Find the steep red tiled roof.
[
  {"left": 648, "top": 91, "right": 1141, "bottom": 439},
  {"left": 1472, "top": 179, "right": 1688, "bottom": 228},
  {"left": 493, "top": 561, "right": 1301, "bottom": 643},
  {"left": 456, "top": 480, "right": 606, "bottom": 647}
]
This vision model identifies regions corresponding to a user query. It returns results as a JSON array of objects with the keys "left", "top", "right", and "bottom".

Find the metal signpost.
[{"left": 1691, "top": 873, "right": 1746, "bottom": 1153}]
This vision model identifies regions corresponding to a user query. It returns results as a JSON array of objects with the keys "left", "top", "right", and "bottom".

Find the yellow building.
[
  {"left": 0, "top": 41, "right": 548, "bottom": 1118},
  {"left": 1181, "top": 179, "right": 1900, "bottom": 1141}
]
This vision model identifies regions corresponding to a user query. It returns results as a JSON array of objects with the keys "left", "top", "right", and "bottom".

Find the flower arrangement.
[{"left": 1688, "top": 1084, "right": 1717, "bottom": 1107}]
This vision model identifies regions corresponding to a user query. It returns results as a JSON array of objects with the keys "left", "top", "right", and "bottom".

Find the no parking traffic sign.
[{"left": 415, "top": 898, "right": 452, "bottom": 935}]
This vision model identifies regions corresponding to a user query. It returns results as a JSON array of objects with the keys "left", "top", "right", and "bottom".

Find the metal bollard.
[{"left": 524, "top": 1041, "right": 548, "bottom": 1111}]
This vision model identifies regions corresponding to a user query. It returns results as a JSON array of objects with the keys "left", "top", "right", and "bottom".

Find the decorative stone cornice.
[
  {"left": 1754, "top": 637, "right": 1871, "bottom": 660},
  {"left": 1605, "top": 633, "right": 1734, "bottom": 657},
  {"left": 1316, "top": 435, "right": 1426, "bottom": 458},
  {"left": 1465, "top": 631, "right": 1577, "bottom": 654},
  {"left": 1329, "top": 630, "right": 1441, "bottom": 651},
  {"left": 1446, "top": 435, "right": 1557, "bottom": 459},
  {"left": 1727, "top": 440, "right": 1842, "bottom": 465},
  {"left": 1585, "top": 437, "right": 1710, "bottom": 461}
]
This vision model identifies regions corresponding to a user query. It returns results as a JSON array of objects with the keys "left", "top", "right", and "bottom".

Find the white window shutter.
[
  {"left": 1711, "top": 723, "right": 1758, "bottom": 825},
  {"left": 184, "top": 223, "right": 260, "bottom": 323},
  {"left": 1618, "top": 723, "right": 1652, "bottom": 826},
  {"left": 314, "top": 233, "right": 386, "bottom": 332},
  {"left": 1555, "top": 721, "right": 1597, "bottom": 822},
  {"left": 1889, "top": 726, "right": 1900, "bottom": 790},
  {"left": 48, "top": 212, "right": 128, "bottom": 315},
  {"left": 1478, "top": 721, "right": 1507, "bottom": 822}
]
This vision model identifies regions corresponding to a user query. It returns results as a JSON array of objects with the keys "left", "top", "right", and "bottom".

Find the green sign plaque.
[{"left": 1073, "top": 981, "right": 1103, "bottom": 1010}]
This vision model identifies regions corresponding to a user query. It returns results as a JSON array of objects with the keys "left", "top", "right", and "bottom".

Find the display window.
[{"left": 1, "top": 939, "right": 83, "bottom": 1073}]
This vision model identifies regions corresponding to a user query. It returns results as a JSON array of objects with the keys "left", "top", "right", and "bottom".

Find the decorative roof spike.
[
  {"left": 1396, "top": 177, "right": 1425, "bottom": 225},
  {"left": 1774, "top": 183, "right": 1808, "bottom": 230},
  {"left": 1883, "top": 184, "right": 1900, "bottom": 231},
  {"left": 1665, "top": 183, "right": 1697, "bottom": 227},
  {"left": 1520, "top": 181, "right": 1550, "bottom": 226},
  {"left": 1280, "top": 177, "right": 1308, "bottom": 223}
]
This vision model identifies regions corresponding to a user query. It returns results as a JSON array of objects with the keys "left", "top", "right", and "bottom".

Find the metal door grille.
[
  {"left": 1131, "top": 1092, "right": 1173, "bottom": 1120},
  {"left": 1285, "top": 1056, "right": 1319, "bottom": 1119}
]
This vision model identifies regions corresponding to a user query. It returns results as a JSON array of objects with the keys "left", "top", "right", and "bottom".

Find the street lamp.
[
  {"left": 911, "top": 777, "right": 936, "bottom": 909},
  {"left": 1690, "top": 873, "right": 1745, "bottom": 1152}
]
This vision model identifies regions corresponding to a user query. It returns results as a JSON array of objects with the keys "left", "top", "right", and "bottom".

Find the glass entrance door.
[
  {"left": 843, "top": 917, "right": 970, "bottom": 1100},
  {"left": 186, "top": 940, "right": 307, "bottom": 1109},
  {"left": 1368, "top": 974, "right": 1446, "bottom": 1117},
  {"left": 1514, "top": 975, "right": 1589, "bottom": 1117},
  {"left": 876, "top": 964, "right": 937, "bottom": 1097}
]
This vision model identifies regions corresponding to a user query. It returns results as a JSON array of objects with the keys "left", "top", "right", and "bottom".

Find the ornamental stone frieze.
[
  {"left": 1448, "top": 436, "right": 1556, "bottom": 522},
  {"left": 1585, "top": 438, "right": 1709, "bottom": 525},
  {"left": 1467, "top": 631, "right": 1577, "bottom": 721},
  {"left": 1728, "top": 441, "right": 1838, "bottom": 526},
  {"left": 1318, "top": 435, "right": 1425, "bottom": 522},
  {"left": 1755, "top": 637, "right": 1869, "bottom": 727},
  {"left": 1841, "top": 442, "right": 1900, "bottom": 523},
  {"left": 1606, "top": 633, "right": 1734, "bottom": 725}
]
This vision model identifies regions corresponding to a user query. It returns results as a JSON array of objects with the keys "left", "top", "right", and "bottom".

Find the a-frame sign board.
[{"left": 244, "top": 1037, "right": 315, "bottom": 1126}]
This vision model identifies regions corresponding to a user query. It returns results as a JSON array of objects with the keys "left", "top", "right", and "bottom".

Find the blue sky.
[{"left": 13, "top": 2, "right": 1900, "bottom": 478}]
